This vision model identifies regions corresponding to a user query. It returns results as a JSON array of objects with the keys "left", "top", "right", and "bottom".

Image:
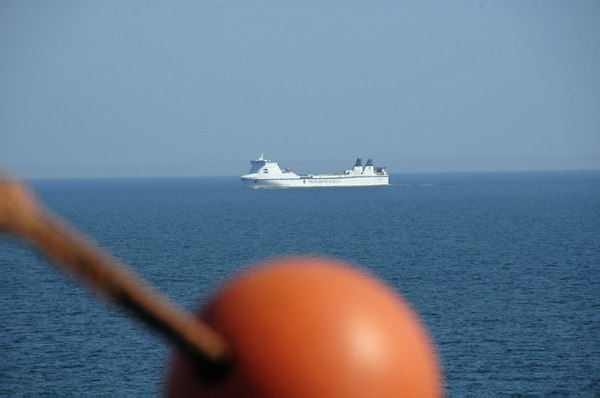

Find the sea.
[{"left": 1, "top": 171, "right": 599, "bottom": 395}]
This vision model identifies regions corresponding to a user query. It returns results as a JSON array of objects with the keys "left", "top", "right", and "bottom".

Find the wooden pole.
[{"left": 0, "top": 176, "right": 232, "bottom": 376}]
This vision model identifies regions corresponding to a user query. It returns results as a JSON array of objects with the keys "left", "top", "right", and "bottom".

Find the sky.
[{"left": 1, "top": 1, "right": 599, "bottom": 178}]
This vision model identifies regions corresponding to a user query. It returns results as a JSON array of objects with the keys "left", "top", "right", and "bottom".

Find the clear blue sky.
[{"left": 1, "top": 1, "right": 599, "bottom": 178}]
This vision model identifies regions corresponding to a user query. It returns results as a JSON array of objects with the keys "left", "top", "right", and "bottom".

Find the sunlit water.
[{"left": 2, "top": 171, "right": 599, "bottom": 394}]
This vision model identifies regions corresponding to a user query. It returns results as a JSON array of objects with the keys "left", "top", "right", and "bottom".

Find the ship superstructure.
[{"left": 240, "top": 155, "right": 389, "bottom": 188}]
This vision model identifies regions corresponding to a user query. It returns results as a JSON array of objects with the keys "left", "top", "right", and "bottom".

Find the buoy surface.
[{"left": 167, "top": 256, "right": 442, "bottom": 397}]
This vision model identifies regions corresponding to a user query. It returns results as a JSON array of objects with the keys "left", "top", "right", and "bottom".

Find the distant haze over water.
[{"left": 2, "top": 2, "right": 599, "bottom": 178}]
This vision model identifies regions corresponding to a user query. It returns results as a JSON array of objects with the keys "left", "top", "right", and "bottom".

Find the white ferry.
[{"left": 241, "top": 155, "right": 389, "bottom": 188}]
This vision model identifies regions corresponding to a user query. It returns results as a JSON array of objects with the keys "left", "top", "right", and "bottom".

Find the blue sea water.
[{"left": 1, "top": 171, "right": 599, "bottom": 394}]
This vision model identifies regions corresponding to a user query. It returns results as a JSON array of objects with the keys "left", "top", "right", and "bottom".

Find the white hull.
[
  {"left": 242, "top": 176, "right": 389, "bottom": 188},
  {"left": 241, "top": 155, "right": 389, "bottom": 189}
]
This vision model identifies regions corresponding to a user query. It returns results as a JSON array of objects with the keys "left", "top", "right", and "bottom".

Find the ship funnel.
[
  {"left": 354, "top": 158, "right": 362, "bottom": 167},
  {"left": 366, "top": 159, "right": 373, "bottom": 167}
]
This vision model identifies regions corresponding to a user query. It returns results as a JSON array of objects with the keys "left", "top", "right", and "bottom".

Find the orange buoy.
[{"left": 167, "top": 256, "right": 442, "bottom": 397}]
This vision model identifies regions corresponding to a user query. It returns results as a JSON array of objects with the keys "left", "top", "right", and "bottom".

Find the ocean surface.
[{"left": 1, "top": 171, "right": 599, "bottom": 395}]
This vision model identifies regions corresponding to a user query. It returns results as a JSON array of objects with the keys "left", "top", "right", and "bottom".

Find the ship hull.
[{"left": 241, "top": 175, "right": 389, "bottom": 189}]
